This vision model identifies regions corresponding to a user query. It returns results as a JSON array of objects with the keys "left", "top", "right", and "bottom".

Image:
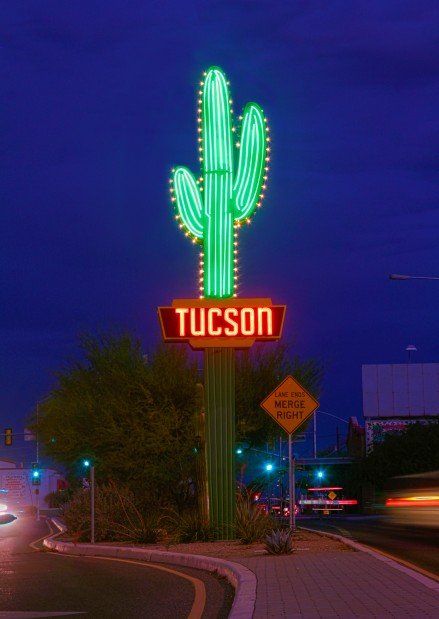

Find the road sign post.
[
  {"left": 261, "top": 375, "right": 319, "bottom": 531},
  {"left": 288, "top": 434, "right": 294, "bottom": 530}
]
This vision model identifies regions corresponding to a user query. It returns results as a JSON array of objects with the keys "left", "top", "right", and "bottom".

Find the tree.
[
  {"left": 235, "top": 343, "right": 323, "bottom": 446},
  {"left": 359, "top": 422, "right": 439, "bottom": 491},
  {"left": 32, "top": 334, "right": 199, "bottom": 509},
  {"left": 33, "top": 335, "right": 322, "bottom": 509}
]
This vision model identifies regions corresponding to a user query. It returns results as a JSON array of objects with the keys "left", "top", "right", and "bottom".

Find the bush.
[
  {"left": 45, "top": 489, "right": 73, "bottom": 511},
  {"left": 235, "top": 493, "right": 273, "bottom": 544},
  {"left": 165, "top": 510, "right": 217, "bottom": 543},
  {"left": 110, "top": 483, "right": 162, "bottom": 544},
  {"left": 64, "top": 481, "right": 161, "bottom": 543},
  {"left": 264, "top": 529, "right": 294, "bottom": 555}
]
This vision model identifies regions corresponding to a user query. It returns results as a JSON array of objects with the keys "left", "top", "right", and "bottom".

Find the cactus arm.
[
  {"left": 173, "top": 166, "right": 203, "bottom": 238},
  {"left": 233, "top": 103, "right": 267, "bottom": 221},
  {"left": 203, "top": 67, "right": 234, "bottom": 297}
]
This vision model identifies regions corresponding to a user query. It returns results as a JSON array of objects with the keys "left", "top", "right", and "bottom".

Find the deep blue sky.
[{"left": 2, "top": 1, "right": 438, "bottom": 449}]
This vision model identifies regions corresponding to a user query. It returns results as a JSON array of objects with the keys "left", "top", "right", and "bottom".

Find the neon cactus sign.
[
  {"left": 161, "top": 66, "right": 281, "bottom": 539},
  {"left": 170, "top": 66, "right": 269, "bottom": 299}
]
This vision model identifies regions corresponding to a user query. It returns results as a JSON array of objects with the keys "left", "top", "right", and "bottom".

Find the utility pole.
[
  {"left": 36, "top": 404, "right": 40, "bottom": 522},
  {"left": 313, "top": 411, "right": 317, "bottom": 458},
  {"left": 36, "top": 403, "right": 39, "bottom": 463}
]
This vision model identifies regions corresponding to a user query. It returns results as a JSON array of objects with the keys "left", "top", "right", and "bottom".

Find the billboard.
[{"left": 362, "top": 363, "right": 439, "bottom": 418}]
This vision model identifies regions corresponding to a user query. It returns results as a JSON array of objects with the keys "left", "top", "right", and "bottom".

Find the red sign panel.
[{"left": 158, "top": 298, "right": 286, "bottom": 349}]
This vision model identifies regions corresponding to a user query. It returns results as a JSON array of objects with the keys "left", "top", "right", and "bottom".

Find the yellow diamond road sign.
[
  {"left": 260, "top": 375, "right": 319, "bottom": 435},
  {"left": 328, "top": 491, "right": 337, "bottom": 500}
]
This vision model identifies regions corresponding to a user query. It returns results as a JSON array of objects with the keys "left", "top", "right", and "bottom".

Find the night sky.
[{"left": 2, "top": 2, "right": 438, "bottom": 449}]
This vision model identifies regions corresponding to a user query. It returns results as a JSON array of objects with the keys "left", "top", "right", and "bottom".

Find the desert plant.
[
  {"left": 235, "top": 493, "right": 273, "bottom": 544},
  {"left": 45, "top": 488, "right": 73, "bottom": 511},
  {"left": 64, "top": 481, "right": 161, "bottom": 543},
  {"left": 109, "top": 481, "right": 161, "bottom": 544},
  {"left": 165, "top": 509, "right": 217, "bottom": 543},
  {"left": 264, "top": 528, "right": 294, "bottom": 555}
]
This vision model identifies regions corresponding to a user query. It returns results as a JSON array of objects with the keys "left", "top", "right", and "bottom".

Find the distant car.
[{"left": 0, "top": 513, "right": 17, "bottom": 525}]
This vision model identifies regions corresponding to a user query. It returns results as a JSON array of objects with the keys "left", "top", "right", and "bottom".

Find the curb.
[
  {"left": 45, "top": 519, "right": 256, "bottom": 618},
  {"left": 299, "top": 525, "right": 439, "bottom": 591}
]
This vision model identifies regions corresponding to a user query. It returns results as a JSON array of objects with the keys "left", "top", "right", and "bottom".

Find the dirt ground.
[{"left": 137, "top": 528, "right": 353, "bottom": 559}]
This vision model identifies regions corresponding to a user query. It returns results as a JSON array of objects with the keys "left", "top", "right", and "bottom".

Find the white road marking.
[{"left": 0, "top": 613, "right": 85, "bottom": 618}]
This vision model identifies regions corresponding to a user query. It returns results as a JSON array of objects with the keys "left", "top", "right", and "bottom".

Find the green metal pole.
[
  {"left": 194, "top": 383, "right": 209, "bottom": 526},
  {"left": 204, "top": 347, "right": 236, "bottom": 539}
]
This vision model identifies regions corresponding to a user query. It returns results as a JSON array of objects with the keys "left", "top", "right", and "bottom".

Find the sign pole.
[
  {"left": 163, "top": 66, "right": 287, "bottom": 541},
  {"left": 288, "top": 434, "right": 292, "bottom": 530},
  {"left": 288, "top": 434, "right": 296, "bottom": 531},
  {"left": 204, "top": 348, "right": 235, "bottom": 539},
  {"left": 36, "top": 489, "right": 40, "bottom": 522},
  {"left": 292, "top": 443, "right": 296, "bottom": 531},
  {"left": 260, "top": 375, "right": 319, "bottom": 533}
]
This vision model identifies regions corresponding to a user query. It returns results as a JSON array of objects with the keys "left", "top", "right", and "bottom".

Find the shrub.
[
  {"left": 165, "top": 510, "right": 217, "bottom": 543},
  {"left": 64, "top": 481, "right": 161, "bottom": 543},
  {"left": 45, "top": 488, "right": 73, "bottom": 511},
  {"left": 235, "top": 493, "right": 273, "bottom": 544},
  {"left": 264, "top": 529, "right": 294, "bottom": 555},
  {"left": 110, "top": 483, "right": 161, "bottom": 544}
]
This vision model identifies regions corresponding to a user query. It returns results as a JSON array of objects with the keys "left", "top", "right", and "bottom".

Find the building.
[
  {"left": 347, "top": 416, "right": 365, "bottom": 458},
  {"left": 362, "top": 363, "right": 439, "bottom": 452},
  {"left": 0, "top": 458, "right": 64, "bottom": 511}
]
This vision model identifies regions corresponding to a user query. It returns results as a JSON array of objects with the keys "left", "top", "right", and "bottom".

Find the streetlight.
[
  {"left": 389, "top": 274, "right": 439, "bottom": 281},
  {"left": 82, "top": 459, "right": 95, "bottom": 544}
]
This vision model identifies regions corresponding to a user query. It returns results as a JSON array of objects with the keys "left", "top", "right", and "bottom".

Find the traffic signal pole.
[{"left": 90, "top": 465, "right": 95, "bottom": 544}]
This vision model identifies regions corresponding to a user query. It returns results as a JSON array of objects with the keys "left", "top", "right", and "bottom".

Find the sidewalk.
[{"left": 236, "top": 550, "right": 439, "bottom": 618}]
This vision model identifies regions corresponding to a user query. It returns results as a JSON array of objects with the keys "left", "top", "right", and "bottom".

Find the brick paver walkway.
[{"left": 237, "top": 551, "right": 439, "bottom": 618}]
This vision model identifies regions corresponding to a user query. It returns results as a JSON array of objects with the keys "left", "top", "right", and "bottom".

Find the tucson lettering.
[{"left": 175, "top": 306, "right": 273, "bottom": 337}]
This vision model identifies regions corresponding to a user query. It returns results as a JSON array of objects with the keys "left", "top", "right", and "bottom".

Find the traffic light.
[
  {"left": 265, "top": 462, "right": 274, "bottom": 472},
  {"left": 4, "top": 428, "right": 12, "bottom": 446},
  {"left": 31, "top": 462, "right": 41, "bottom": 485},
  {"left": 316, "top": 469, "right": 325, "bottom": 480}
]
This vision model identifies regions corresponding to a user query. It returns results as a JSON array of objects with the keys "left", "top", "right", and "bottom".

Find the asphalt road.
[
  {"left": 0, "top": 515, "right": 233, "bottom": 618},
  {"left": 301, "top": 514, "right": 439, "bottom": 576}
]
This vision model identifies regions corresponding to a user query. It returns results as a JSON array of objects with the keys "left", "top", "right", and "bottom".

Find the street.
[
  {"left": 301, "top": 514, "right": 439, "bottom": 577},
  {"left": 0, "top": 516, "right": 233, "bottom": 618}
]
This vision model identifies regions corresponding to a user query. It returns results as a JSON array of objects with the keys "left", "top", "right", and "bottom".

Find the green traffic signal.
[{"left": 31, "top": 463, "right": 41, "bottom": 485}]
